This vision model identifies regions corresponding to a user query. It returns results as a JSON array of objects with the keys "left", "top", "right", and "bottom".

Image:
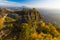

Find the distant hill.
[
  {"left": 37, "top": 9, "right": 60, "bottom": 25},
  {"left": 0, "top": 6, "right": 30, "bottom": 10}
]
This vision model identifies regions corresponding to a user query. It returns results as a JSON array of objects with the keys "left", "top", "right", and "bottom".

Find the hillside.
[{"left": 0, "top": 8, "right": 60, "bottom": 40}]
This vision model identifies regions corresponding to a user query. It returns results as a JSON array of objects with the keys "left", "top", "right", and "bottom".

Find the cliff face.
[
  {"left": 0, "top": 8, "right": 43, "bottom": 27},
  {"left": 14, "top": 8, "right": 43, "bottom": 24}
]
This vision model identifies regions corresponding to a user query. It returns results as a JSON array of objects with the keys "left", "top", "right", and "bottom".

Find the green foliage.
[
  {"left": 5, "top": 16, "right": 16, "bottom": 22},
  {"left": 19, "top": 23, "right": 31, "bottom": 40}
]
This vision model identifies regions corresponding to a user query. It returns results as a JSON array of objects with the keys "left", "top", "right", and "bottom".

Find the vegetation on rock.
[{"left": 0, "top": 8, "right": 60, "bottom": 40}]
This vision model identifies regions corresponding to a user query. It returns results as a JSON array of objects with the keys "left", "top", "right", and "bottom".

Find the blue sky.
[
  {"left": 7, "top": 0, "right": 45, "bottom": 5},
  {"left": 8, "top": 0, "right": 43, "bottom": 4},
  {"left": 0, "top": 0, "right": 60, "bottom": 9}
]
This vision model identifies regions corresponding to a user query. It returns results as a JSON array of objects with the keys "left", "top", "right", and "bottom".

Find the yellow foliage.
[
  {"left": 45, "top": 25, "right": 50, "bottom": 29},
  {"left": 38, "top": 32, "right": 45, "bottom": 38},
  {"left": 31, "top": 32, "right": 38, "bottom": 38},
  {"left": 40, "top": 22, "right": 45, "bottom": 27},
  {"left": 50, "top": 26, "right": 56, "bottom": 30},
  {"left": 0, "top": 18, "right": 5, "bottom": 29},
  {"left": 53, "top": 37, "right": 58, "bottom": 40}
]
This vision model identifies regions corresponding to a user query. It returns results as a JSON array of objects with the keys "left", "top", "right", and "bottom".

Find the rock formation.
[{"left": 0, "top": 8, "right": 14, "bottom": 27}]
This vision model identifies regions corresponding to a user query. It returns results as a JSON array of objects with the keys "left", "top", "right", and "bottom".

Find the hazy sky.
[{"left": 0, "top": 0, "right": 60, "bottom": 9}]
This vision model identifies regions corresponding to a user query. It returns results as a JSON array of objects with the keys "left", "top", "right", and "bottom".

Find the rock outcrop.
[
  {"left": 0, "top": 8, "right": 14, "bottom": 27},
  {"left": 14, "top": 8, "right": 43, "bottom": 24},
  {"left": 0, "top": 8, "right": 43, "bottom": 27}
]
